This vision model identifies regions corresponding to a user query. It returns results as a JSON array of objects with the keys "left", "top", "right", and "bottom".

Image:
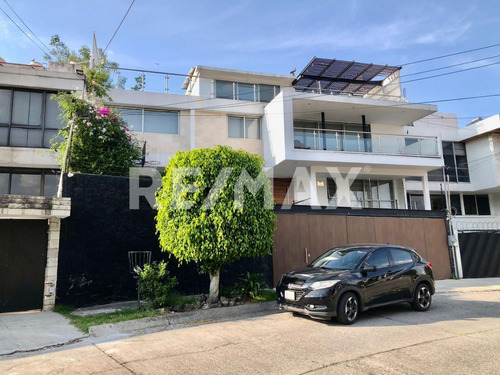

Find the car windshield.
[{"left": 309, "top": 248, "right": 371, "bottom": 270}]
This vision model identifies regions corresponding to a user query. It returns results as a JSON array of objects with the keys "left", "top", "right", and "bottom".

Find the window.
[
  {"left": 326, "top": 179, "right": 394, "bottom": 208},
  {"left": 144, "top": 110, "right": 178, "bottom": 134},
  {"left": 433, "top": 141, "right": 470, "bottom": 183},
  {"left": 389, "top": 249, "right": 414, "bottom": 265},
  {"left": 463, "top": 195, "right": 490, "bottom": 215},
  {"left": 215, "top": 81, "right": 234, "bottom": 100},
  {"left": 215, "top": 80, "right": 279, "bottom": 102},
  {"left": 366, "top": 250, "right": 390, "bottom": 268},
  {"left": 408, "top": 193, "right": 461, "bottom": 213},
  {"left": 116, "top": 108, "right": 179, "bottom": 134},
  {"left": 0, "top": 168, "right": 59, "bottom": 196},
  {"left": 228, "top": 116, "right": 261, "bottom": 139},
  {"left": 0, "top": 88, "right": 63, "bottom": 148}
]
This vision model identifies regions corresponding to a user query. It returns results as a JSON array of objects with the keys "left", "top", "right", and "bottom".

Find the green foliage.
[
  {"left": 251, "top": 289, "right": 276, "bottom": 303},
  {"left": 239, "top": 272, "right": 267, "bottom": 299},
  {"left": 43, "top": 34, "right": 125, "bottom": 98},
  {"left": 51, "top": 93, "right": 142, "bottom": 176},
  {"left": 136, "top": 261, "right": 178, "bottom": 309},
  {"left": 131, "top": 74, "right": 145, "bottom": 91},
  {"left": 155, "top": 146, "right": 276, "bottom": 276}
]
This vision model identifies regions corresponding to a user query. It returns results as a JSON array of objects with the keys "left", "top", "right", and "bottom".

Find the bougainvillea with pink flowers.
[{"left": 51, "top": 93, "right": 142, "bottom": 176}]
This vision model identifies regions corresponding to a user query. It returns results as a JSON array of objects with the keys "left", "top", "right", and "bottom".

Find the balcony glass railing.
[{"left": 293, "top": 128, "right": 439, "bottom": 156}]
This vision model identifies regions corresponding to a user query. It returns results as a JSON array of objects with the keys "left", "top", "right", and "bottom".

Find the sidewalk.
[
  {"left": 0, "top": 311, "right": 84, "bottom": 356},
  {"left": 436, "top": 277, "right": 500, "bottom": 293}
]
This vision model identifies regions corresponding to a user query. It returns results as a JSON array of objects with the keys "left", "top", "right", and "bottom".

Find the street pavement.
[{"left": 1, "top": 283, "right": 500, "bottom": 374}]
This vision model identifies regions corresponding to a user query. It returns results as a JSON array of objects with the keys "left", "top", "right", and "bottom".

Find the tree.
[
  {"left": 46, "top": 35, "right": 141, "bottom": 178},
  {"left": 131, "top": 73, "right": 145, "bottom": 91},
  {"left": 44, "top": 34, "right": 126, "bottom": 97},
  {"left": 155, "top": 146, "right": 276, "bottom": 303},
  {"left": 52, "top": 93, "right": 142, "bottom": 176}
]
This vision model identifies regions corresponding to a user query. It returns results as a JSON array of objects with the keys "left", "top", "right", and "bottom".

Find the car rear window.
[{"left": 389, "top": 249, "right": 414, "bottom": 265}]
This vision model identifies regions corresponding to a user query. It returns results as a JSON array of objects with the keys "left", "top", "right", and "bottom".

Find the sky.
[{"left": 1, "top": 0, "right": 499, "bottom": 127}]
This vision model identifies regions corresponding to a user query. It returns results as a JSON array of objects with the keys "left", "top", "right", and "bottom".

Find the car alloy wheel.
[
  {"left": 411, "top": 284, "right": 432, "bottom": 311},
  {"left": 417, "top": 286, "right": 431, "bottom": 308},
  {"left": 345, "top": 296, "right": 358, "bottom": 321},
  {"left": 337, "top": 292, "right": 359, "bottom": 325}
]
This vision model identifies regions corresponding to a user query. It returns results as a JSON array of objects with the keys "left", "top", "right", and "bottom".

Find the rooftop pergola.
[{"left": 292, "top": 58, "right": 401, "bottom": 96}]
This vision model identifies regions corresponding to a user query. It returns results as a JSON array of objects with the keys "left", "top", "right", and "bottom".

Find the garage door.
[
  {"left": 458, "top": 231, "right": 500, "bottom": 278},
  {"left": 0, "top": 220, "right": 48, "bottom": 313}
]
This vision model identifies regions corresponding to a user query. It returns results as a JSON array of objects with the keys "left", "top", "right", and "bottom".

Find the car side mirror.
[{"left": 362, "top": 264, "right": 377, "bottom": 273}]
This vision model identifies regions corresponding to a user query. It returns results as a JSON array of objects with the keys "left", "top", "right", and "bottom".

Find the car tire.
[
  {"left": 411, "top": 283, "right": 432, "bottom": 311},
  {"left": 336, "top": 292, "right": 359, "bottom": 325}
]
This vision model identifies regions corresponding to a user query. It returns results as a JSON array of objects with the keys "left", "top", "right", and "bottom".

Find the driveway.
[
  {"left": 0, "top": 311, "right": 83, "bottom": 356},
  {"left": 1, "top": 289, "right": 500, "bottom": 374}
]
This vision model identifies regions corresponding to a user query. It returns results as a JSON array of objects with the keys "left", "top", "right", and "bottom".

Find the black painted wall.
[{"left": 57, "top": 173, "right": 272, "bottom": 307}]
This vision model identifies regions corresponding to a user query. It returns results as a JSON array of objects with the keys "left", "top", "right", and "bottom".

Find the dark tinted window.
[
  {"left": 366, "top": 250, "right": 390, "bottom": 268},
  {"left": 389, "top": 249, "right": 414, "bottom": 265},
  {"left": 310, "top": 247, "right": 371, "bottom": 270},
  {"left": 477, "top": 195, "right": 491, "bottom": 215}
]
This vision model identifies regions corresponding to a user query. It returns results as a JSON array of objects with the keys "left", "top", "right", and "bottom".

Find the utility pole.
[{"left": 445, "top": 174, "right": 463, "bottom": 278}]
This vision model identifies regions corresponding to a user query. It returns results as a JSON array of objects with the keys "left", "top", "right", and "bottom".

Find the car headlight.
[{"left": 307, "top": 280, "right": 340, "bottom": 290}]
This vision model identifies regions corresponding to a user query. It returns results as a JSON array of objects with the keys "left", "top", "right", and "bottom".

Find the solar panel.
[{"left": 292, "top": 57, "right": 401, "bottom": 96}]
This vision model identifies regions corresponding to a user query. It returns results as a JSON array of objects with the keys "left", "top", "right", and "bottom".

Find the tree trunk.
[{"left": 208, "top": 269, "right": 220, "bottom": 304}]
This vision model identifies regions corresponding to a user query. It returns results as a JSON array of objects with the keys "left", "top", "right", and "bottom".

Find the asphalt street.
[{"left": 1, "top": 290, "right": 500, "bottom": 374}]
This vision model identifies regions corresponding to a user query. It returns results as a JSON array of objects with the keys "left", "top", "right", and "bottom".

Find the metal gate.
[
  {"left": 458, "top": 231, "right": 500, "bottom": 278},
  {"left": 0, "top": 220, "right": 48, "bottom": 313}
]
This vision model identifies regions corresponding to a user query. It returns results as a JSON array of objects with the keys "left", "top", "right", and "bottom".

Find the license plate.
[{"left": 284, "top": 290, "right": 295, "bottom": 301}]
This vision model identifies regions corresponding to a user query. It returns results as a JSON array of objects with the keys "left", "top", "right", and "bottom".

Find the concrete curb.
[{"left": 88, "top": 301, "right": 278, "bottom": 337}]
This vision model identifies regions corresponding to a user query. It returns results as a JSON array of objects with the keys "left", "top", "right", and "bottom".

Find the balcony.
[{"left": 293, "top": 127, "right": 439, "bottom": 157}]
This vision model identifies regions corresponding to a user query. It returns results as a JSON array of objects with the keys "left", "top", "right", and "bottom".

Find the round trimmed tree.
[{"left": 155, "top": 146, "right": 276, "bottom": 302}]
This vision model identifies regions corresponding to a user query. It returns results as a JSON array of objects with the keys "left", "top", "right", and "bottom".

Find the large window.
[
  {"left": 429, "top": 142, "right": 470, "bottom": 182},
  {"left": 327, "top": 178, "right": 394, "bottom": 208},
  {"left": 464, "top": 195, "right": 490, "bottom": 215},
  {"left": 215, "top": 80, "right": 280, "bottom": 102},
  {"left": 228, "top": 116, "right": 261, "bottom": 139},
  {"left": 0, "top": 168, "right": 59, "bottom": 197},
  {"left": 117, "top": 108, "right": 179, "bottom": 134},
  {"left": 0, "top": 88, "right": 64, "bottom": 148}
]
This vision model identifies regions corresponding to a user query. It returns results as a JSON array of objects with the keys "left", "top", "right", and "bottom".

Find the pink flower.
[
  {"left": 86, "top": 122, "right": 92, "bottom": 127},
  {"left": 112, "top": 116, "right": 118, "bottom": 122},
  {"left": 100, "top": 108, "right": 111, "bottom": 116}
]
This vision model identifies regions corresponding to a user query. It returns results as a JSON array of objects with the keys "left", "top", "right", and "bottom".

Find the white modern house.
[{"left": 1, "top": 56, "right": 499, "bottom": 311}]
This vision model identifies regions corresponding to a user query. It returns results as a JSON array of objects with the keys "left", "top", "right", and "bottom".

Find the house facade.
[{"left": 1, "top": 56, "right": 499, "bottom": 311}]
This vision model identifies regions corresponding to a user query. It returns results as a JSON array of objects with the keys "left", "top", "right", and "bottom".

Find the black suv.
[{"left": 277, "top": 244, "right": 435, "bottom": 324}]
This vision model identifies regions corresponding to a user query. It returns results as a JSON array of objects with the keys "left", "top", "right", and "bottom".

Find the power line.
[
  {"left": 401, "top": 60, "right": 500, "bottom": 84},
  {"left": 2, "top": 0, "right": 51, "bottom": 56},
  {"left": 402, "top": 42, "right": 500, "bottom": 66},
  {"left": 102, "top": 0, "right": 136, "bottom": 56},
  {"left": 0, "top": 5, "right": 48, "bottom": 58},
  {"left": 402, "top": 54, "right": 500, "bottom": 77}
]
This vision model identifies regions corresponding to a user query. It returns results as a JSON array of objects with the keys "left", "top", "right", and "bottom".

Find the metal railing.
[{"left": 293, "top": 127, "right": 439, "bottom": 157}]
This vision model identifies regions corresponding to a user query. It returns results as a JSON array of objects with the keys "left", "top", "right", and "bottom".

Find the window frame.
[
  {"left": 116, "top": 107, "right": 179, "bottom": 135},
  {"left": 0, "top": 168, "right": 60, "bottom": 197},
  {"left": 463, "top": 194, "right": 491, "bottom": 216},
  {"left": 0, "top": 87, "right": 63, "bottom": 148},
  {"left": 215, "top": 80, "right": 280, "bottom": 103},
  {"left": 227, "top": 116, "right": 261, "bottom": 140}
]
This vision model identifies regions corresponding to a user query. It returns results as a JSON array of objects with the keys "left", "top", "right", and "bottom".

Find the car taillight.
[{"left": 426, "top": 262, "right": 432, "bottom": 269}]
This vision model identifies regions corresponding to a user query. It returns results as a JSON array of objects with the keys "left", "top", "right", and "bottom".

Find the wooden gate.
[
  {"left": 0, "top": 220, "right": 48, "bottom": 313},
  {"left": 273, "top": 210, "right": 451, "bottom": 285}
]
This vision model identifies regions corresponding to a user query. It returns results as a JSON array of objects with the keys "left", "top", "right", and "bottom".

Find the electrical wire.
[
  {"left": 401, "top": 54, "right": 500, "bottom": 77},
  {"left": 401, "top": 42, "right": 500, "bottom": 66},
  {"left": 0, "top": 5, "right": 48, "bottom": 58},
  {"left": 2, "top": 0, "right": 51, "bottom": 56},
  {"left": 102, "top": 0, "right": 136, "bottom": 56}
]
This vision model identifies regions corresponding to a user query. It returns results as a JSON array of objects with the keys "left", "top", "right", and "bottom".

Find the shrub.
[
  {"left": 239, "top": 273, "right": 267, "bottom": 299},
  {"left": 136, "top": 261, "right": 178, "bottom": 309}
]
